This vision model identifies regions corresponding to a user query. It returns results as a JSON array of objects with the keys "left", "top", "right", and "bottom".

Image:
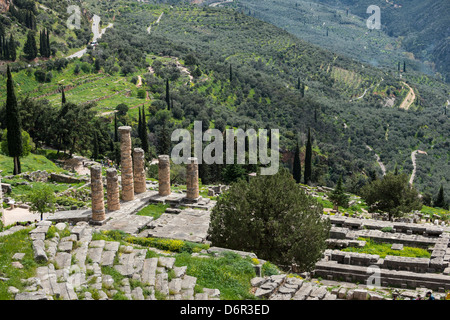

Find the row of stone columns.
[
  {"left": 90, "top": 126, "right": 200, "bottom": 224},
  {"left": 157, "top": 155, "right": 199, "bottom": 201},
  {"left": 90, "top": 126, "right": 147, "bottom": 223}
]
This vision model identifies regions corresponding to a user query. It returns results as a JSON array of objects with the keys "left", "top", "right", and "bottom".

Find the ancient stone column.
[
  {"left": 158, "top": 155, "right": 170, "bottom": 196},
  {"left": 119, "top": 126, "right": 134, "bottom": 201},
  {"left": 106, "top": 168, "right": 120, "bottom": 211},
  {"left": 90, "top": 165, "right": 105, "bottom": 222},
  {"left": 186, "top": 157, "right": 199, "bottom": 200},
  {"left": 133, "top": 148, "right": 146, "bottom": 194}
]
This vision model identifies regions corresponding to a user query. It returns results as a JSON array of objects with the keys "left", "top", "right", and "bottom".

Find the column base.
[
  {"left": 182, "top": 196, "right": 202, "bottom": 204},
  {"left": 89, "top": 218, "right": 108, "bottom": 226}
]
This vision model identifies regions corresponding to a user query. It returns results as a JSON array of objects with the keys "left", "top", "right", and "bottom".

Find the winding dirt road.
[
  {"left": 399, "top": 82, "right": 416, "bottom": 110},
  {"left": 365, "top": 145, "right": 386, "bottom": 176},
  {"left": 409, "top": 150, "right": 427, "bottom": 185}
]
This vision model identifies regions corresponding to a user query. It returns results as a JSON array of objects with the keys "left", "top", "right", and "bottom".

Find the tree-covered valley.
[{"left": 0, "top": 0, "right": 449, "bottom": 206}]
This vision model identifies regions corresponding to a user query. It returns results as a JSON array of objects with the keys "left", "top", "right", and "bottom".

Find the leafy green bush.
[{"left": 262, "top": 262, "right": 280, "bottom": 277}]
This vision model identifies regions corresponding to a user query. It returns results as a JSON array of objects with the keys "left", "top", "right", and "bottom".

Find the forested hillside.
[
  {"left": 238, "top": 0, "right": 449, "bottom": 83},
  {"left": 0, "top": 1, "right": 449, "bottom": 205}
]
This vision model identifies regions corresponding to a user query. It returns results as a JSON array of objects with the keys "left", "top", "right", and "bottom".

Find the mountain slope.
[{"left": 1, "top": 1, "right": 449, "bottom": 200}]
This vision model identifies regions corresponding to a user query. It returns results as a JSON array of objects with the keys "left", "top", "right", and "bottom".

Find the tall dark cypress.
[
  {"left": 293, "top": 142, "right": 302, "bottom": 183},
  {"left": 141, "top": 107, "right": 149, "bottom": 154},
  {"left": 138, "top": 106, "right": 142, "bottom": 142},
  {"left": 9, "top": 34, "right": 16, "bottom": 61},
  {"left": 435, "top": 184, "right": 446, "bottom": 208},
  {"left": 114, "top": 113, "right": 119, "bottom": 142},
  {"left": 304, "top": 127, "right": 312, "bottom": 185},
  {"left": 92, "top": 131, "right": 99, "bottom": 160},
  {"left": 403, "top": 61, "right": 406, "bottom": 73},
  {"left": 24, "top": 30, "right": 37, "bottom": 60},
  {"left": 46, "top": 28, "right": 50, "bottom": 57},
  {"left": 166, "top": 79, "right": 170, "bottom": 110},
  {"left": 61, "top": 86, "right": 66, "bottom": 105},
  {"left": 5, "top": 65, "right": 23, "bottom": 175}
]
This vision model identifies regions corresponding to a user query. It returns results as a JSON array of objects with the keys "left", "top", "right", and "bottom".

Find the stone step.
[{"left": 314, "top": 260, "right": 450, "bottom": 291}]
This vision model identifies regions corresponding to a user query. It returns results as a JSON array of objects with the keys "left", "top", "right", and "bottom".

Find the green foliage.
[
  {"left": 361, "top": 173, "right": 422, "bottom": 220},
  {"left": 1, "top": 130, "right": 33, "bottom": 158},
  {"left": 342, "top": 238, "right": 431, "bottom": 258},
  {"left": 261, "top": 262, "right": 280, "bottom": 277},
  {"left": 328, "top": 176, "right": 349, "bottom": 208},
  {"left": 0, "top": 228, "right": 44, "bottom": 300},
  {"left": 175, "top": 251, "right": 257, "bottom": 300},
  {"left": 208, "top": 168, "right": 330, "bottom": 272},
  {"left": 27, "top": 184, "right": 56, "bottom": 220},
  {"left": 136, "top": 203, "right": 169, "bottom": 220}
]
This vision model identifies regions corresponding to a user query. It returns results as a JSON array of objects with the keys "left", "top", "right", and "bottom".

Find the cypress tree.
[
  {"left": 403, "top": 61, "right": 406, "bottom": 73},
  {"left": 46, "top": 29, "right": 50, "bottom": 57},
  {"left": 92, "top": 131, "right": 99, "bottom": 160},
  {"left": 141, "top": 107, "right": 149, "bottom": 154},
  {"left": 138, "top": 106, "right": 142, "bottom": 140},
  {"left": 61, "top": 86, "right": 66, "bottom": 105},
  {"left": 24, "top": 30, "right": 37, "bottom": 60},
  {"left": 434, "top": 184, "right": 446, "bottom": 208},
  {"left": 165, "top": 79, "right": 170, "bottom": 110},
  {"left": 304, "top": 127, "right": 312, "bottom": 185},
  {"left": 329, "top": 176, "right": 349, "bottom": 208},
  {"left": 9, "top": 34, "right": 16, "bottom": 61},
  {"left": 293, "top": 142, "right": 302, "bottom": 183},
  {"left": 114, "top": 113, "right": 119, "bottom": 142},
  {"left": 5, "top": 65, "right": 23, "bottom": 175}
]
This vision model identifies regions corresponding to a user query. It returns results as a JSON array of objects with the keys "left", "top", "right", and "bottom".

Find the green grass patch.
[
  {"left": 421, "top": 205, "right": 450, "bottom": 221},
  {"left": 342, "top": 238, "right": 431, "bottom": 258},
  {"left": 174, "top": 251, "right": 257, "bottom": 300},
  {"left": 0, "top": 228, "right": 48, "bottom": 300},
  {"left": 0, "top": 153, "right": 65, "bottom": 176},
  {"left": 136, "top": 203, "right": 169, "bottom": 220}
]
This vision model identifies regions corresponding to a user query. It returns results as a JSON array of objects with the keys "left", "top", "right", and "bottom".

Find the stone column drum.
[
  {"left": 133, "top": 148, "right": 146, "bottom": 194},
  {"left": 106, "top": 168, "right": 120, "bottom": 211},
  {"left": 119, "top": 126, "right": 134, "bottom": 201},
  {"left": 186, "top": 157, "right": 199, "bottom": 200},
  {"left": 90, "top": 165, "right": 105, "bottom": 222},
  {"left": 158, "top": 155, "right": 170, "bottom": 196}
]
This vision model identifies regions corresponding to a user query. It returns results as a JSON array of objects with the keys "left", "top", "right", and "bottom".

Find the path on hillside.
[
  {"left": 398, "top": 82, "right": 416, "bottom": 110},
  {"left": 409, "top": 150, "right": 427, "bottom": 185},
  {"left": 349, "top": 78, "right": 383, "bottom": 102},
  {"left": 365, "top": 145, "right": 386, "bottom": 176},
  {"left": 209, "top": 0, "right": 234, "bottom": 7},
  {"left": 147, "top": 12, "right": 164, "bottom": 34},
  {"left": 66, "top": 15, "right": 113, "bottom": 59}
]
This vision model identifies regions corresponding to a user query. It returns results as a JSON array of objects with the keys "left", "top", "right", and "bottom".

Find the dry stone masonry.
[
  {"left": 186, "top": 157, "right": 199, "bottom": 201},
  {"left": 9, "top": 221, "right": 222, "bottom": 300},
  {"left": 133, "top": 148, "right": 147, "bottom": 194},
  {"left": 90, "top": 165, "right": 106, "bottom": 224},
  {"left": 158, "top": 155, "right": 171, "bottom": 196},
  {"left": 106, "top": 168, "right": 120, "bottom": 212},
  {"left": 119, "top": 126, "right": 134, "bottom": 201}
]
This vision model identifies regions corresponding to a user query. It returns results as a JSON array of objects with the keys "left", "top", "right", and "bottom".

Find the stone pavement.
[{"left": 10, "top": 221, "right": 221, "bottom": 300}]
